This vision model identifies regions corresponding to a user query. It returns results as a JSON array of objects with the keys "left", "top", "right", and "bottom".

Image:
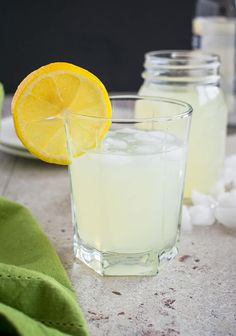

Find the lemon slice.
[{"left": 12, "top": 62, "right": 112, "bottom": 164}]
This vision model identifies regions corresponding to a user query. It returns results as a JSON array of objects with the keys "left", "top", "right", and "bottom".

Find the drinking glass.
[
  {"left": 66, "top": 95, "right": 192, "bottom": 276},
  {"left": 139, "top": 51, "right": 227, "bottom": 199}
]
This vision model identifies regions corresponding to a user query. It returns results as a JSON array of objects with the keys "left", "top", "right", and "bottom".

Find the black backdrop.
[{"left": 1, "top": 0, "right": 196, "bottom": 93}]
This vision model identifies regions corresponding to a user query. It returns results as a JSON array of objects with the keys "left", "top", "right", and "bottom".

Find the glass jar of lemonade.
[{"left": 138, "top": 51, "right": 227, "bottom": 199}]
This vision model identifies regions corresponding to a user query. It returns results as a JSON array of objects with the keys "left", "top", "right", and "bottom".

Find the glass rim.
[{"left": 66, "top": 94, "right": 192, "bottom": 123}]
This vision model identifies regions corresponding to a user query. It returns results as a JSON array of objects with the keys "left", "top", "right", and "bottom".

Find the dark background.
[{"left": 1, "top": 0, "right": 196, "bottom": 93}]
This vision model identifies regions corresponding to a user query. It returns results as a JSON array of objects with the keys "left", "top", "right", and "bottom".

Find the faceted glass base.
[{"left": 73, "top": 236, "right": 178, "bottom": 276}]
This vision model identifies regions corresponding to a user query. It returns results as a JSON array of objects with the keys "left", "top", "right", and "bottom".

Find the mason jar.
[
  {"left": 192, "top": 0, "right": 236, "bottom": 125},
  {"left": 138, "top": 51, "right": 227, "bottom": 199}
]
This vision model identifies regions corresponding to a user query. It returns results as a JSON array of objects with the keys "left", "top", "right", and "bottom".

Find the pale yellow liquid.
[
  {"left": 139, "top": 84, "right": 227, "bottom": 198},
  {"left": 70, "top": 129, "right": 186, "bottom": 254},
  {"left": 193, "top": 17, "right": 235, "bottom": 116}
]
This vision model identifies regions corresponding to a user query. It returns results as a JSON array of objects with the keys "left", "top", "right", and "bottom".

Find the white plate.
[
  {"left": 0, "top": 116, "right": 36, "bottom": 159},
  {"left": 0, "top": 116, "right": 25, "bottom": 149},
  {"left": 0, "top": 143, "right": 37, "bottom": 159}
]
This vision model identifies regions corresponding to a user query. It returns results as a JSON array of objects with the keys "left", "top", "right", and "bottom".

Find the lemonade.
[
  {"left": 11, "top": 64, "right": 192, "bottom": 276},
  {"left": 70, "top": 128, "right": 187, "bottom": 275},
  {"left": 139, "top": 51, "right": 227, "bottom": 199},
  {"left": 193, "top": 16, "right": 235, "bottom": 119},
  {"left": 139, "top": 84, "right": 227, "bottom": 198}
]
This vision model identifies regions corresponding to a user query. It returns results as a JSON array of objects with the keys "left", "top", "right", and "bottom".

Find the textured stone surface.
[{"left": 1, "top": 96, "right": 236, "bottom": 335}]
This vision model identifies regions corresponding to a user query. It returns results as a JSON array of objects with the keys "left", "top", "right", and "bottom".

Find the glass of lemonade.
[
  {"left": 67, "top": 95, "right": 192, "bottom": 276},
  {"left": 138, "top": 51, "right": 228, "bottom": 199}
]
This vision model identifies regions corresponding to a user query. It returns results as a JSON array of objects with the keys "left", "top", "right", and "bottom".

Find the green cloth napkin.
[{"left": 0, "top": 197, "right": 89, "bottom": 336}]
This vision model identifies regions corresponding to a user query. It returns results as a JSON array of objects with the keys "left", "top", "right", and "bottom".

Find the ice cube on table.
[
  {"left": 189, "top": 205, "right": 215, "bottom": 226},
  {"left": 181, "top": 206, "right": 192, "bottom": 232},
  {"left": 214, "top": 191, "right": 236, "bottom": 228},
  {"left": 217, "top": 191, "right": 236, "bottom": 207},
  {"left": 223, "top": 155, "right": 236, "bottom": 187},
  {"left": 191, "top": 191, "right": 217, "bottom": 208},
  {"left": 215, "top": 208, "right": 236, "bottom": 228},
  {"left": 185, "top": 156, "right": 236, "bottom": 230},
  {"left": 223, "top": 167, "right": 235, "bottom": 186}
]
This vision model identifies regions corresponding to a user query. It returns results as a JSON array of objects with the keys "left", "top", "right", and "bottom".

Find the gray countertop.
[{"left": 1, "top": 96, "right": 236, "bottom": 336}]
